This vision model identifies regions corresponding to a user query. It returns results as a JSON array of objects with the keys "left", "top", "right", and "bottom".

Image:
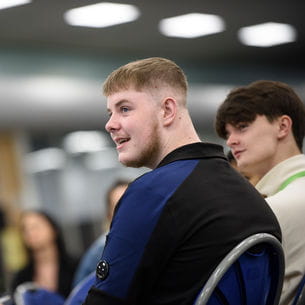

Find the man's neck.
[
  {"left": 253, "top": 145, "right": 301, "bottom": 184},
  {"left": 157, "top": 133, "right": 200, "bottom": 168},
  {"left": 150, "top": 112, "right": 201, "bottom": 169}
]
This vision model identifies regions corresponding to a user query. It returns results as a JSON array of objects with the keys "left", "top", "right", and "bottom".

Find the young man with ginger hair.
[{"left": 84, "top": 58, "right": 281, "bottom": 305}]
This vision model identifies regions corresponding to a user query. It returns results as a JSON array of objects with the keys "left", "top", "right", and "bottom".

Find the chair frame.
[
  {"left": 193, "top": 233, "right": 285, "bottom": 305},
  {"left": 293, "top": 275, "right": 305, "bottom": 305},
  {"left": 296, "top": 289, "right": 305, "bottom": 305},
  {"left": 0, "top": 294, "right": 12, "bottom": 305},
  {"left": 14, "top": 282, "right": 65, "bottom": 305},
  {"left": 14, "top": 282, "right": 39, "bottom": 305}
]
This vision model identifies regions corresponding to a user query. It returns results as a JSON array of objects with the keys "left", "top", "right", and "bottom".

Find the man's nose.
[
  {"left": 226, "top": 133, "right": 239, "bottom": 147},
  {"left": 105, "top": 115, "right": 119, "bottom": 133}
]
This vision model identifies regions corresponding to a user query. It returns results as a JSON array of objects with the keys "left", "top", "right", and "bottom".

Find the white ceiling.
[{"left": 0, "top": 0, "right": 305, "bottom": 137}]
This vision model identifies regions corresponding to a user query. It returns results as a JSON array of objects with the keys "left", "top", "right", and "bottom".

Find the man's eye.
[
  {"left": 121, "top": 107, "right": 129, "bottom": 113},
  {"left": 237, "top": 123, "right": 248, "bottom": 130}
]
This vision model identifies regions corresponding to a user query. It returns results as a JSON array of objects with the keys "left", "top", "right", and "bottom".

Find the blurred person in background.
[
  {"left": 72, "top": 179, "right": 130, "bottom": 287},
  {"left": 10, "top": 210, "right": 77, "bottom": 298},
  {"left": 0, "top": 208, "right": 6, "bottom": 293},
  {"left": 215, "top": 80, "right": 305, "bottom": 305},
  {"left": 0, "top": 202, "right": 26, "bottom": 296}
]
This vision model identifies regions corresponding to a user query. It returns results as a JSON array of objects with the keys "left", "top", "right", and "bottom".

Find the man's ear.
[
  {"left": 161, "top": 97, "right": 177, "bottom": 126},
  {"left": 277, "top": 115, "right": 292, "bottom": 139}
]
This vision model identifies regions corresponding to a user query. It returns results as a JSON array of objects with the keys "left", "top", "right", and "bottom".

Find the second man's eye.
[{"left": 236, "top": 122, "right": 249, "bottom": 130}]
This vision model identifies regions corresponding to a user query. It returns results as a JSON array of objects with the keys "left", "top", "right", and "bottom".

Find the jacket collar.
[{"left": 157, "top": 142, "right": 226, "bottom": 168}]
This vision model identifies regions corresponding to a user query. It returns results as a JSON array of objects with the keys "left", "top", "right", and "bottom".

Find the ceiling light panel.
[
  {"left": 0, "top": 0, "right": 31, "bottom": 10},
  {"left": 238, "top": 22, "right": 297, "bottom": 47},
  {"left": 159, "top": 13, "right": 225, "bottom": 38},
  {"left": 64, "top": 2, "right": 140, "bottom": 28}
]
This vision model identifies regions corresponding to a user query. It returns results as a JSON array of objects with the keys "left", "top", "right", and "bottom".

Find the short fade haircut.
[
  {"left": 215, "top": 80, "right": 305, "bottom": 150},
  {"left": 102, "top": 57, "right": 188, "bottom": 105}
]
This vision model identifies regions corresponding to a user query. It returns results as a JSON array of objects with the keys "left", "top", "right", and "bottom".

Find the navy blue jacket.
[{"left": 84, "top": 142, "right": 281, "bottom": 305}]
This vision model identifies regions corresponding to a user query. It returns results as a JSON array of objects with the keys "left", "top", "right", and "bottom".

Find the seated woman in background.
[{"left": 10, "top": 210, "right": 77, "bottom": 298}]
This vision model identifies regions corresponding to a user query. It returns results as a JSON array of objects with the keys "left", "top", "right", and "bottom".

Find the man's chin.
[
  {"left": 119, "top": 156, "right": 143, "bottom": 168},
  {"left": 237, "top": 161, "right": 251, "bottom": 173}
]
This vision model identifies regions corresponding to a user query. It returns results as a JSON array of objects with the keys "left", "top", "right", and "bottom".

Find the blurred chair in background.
[
  {"left": 12, "top": 272, "right": 95, "bottom": 305},
  {"left": 14, "top": 282, "right": 64, "bottom": 305}
]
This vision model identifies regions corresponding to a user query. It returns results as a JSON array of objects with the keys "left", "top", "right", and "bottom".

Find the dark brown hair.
[
  {"left": 215, "top": 80, "right": 305, "bottom": 150},
  {"left": 20, "top": 209, "right": 69, "bottom": 262}
]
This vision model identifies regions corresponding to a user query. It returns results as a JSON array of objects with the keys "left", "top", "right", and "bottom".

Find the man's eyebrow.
[{"left": 107, "top": 100, "right": 128, "bottom": 113}]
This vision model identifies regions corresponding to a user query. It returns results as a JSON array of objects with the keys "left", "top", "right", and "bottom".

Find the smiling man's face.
[{"left": 105, "top": 88, "right": 163, "bottom": 169}]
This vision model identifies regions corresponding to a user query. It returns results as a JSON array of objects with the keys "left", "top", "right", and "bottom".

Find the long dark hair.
[
  {"left": 215, "top": 80, "right": 305, "bottom": 150},
  {"left": 20, "top": 209, "right": 69, "bottom": 264}
]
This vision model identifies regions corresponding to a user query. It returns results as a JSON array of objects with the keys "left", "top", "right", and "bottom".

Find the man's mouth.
[
  {"left": 114, "top": 137, "right": 130, "bottom": 148},
  {"left": 234, "top": 150, "right": 244, "bottom": 159},
  {"left": 118, "top": 138, "right": 128, "bottom": 144}
]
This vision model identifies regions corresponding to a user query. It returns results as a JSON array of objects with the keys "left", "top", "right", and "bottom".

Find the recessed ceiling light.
[
  {"left": 238, "top": 22, "right": 297, "bottom": 47},
  {"left": 64, "top": 2, "right": 140, "bottom": 28},
  {"left": 159, "top": 13, "right": 225, "bottom": 38},
  {"left": 0, "top": 0, "right": 31, "bottom": 10}
]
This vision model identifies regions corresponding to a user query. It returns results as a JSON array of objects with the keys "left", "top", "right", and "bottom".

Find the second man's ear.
[{"left": 277, "top": 115, "right": 292, "bottom": 139}]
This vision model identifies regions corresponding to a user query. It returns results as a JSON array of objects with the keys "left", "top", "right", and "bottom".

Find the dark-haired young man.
[{"left": 216, "top": 80, "right": 305, "bottom": 305}]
